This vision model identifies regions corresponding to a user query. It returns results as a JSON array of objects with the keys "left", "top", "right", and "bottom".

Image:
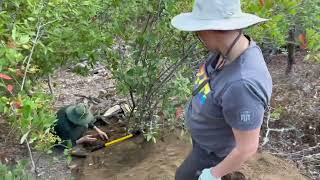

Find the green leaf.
[
  {"left": 18, "top": 35, "right": 30, "bottom": 44},
  {"left": 20, "top": 131, "right": 30, "bottom": 144},
  {"left": 146, "top": 134, "right": 152, "bottom": 142},
  {"left": 27, "top": 17, "right": 36, "bottom": 21},
  {"left": 12, "top": 26, "right": 17, "bottom": 41}
]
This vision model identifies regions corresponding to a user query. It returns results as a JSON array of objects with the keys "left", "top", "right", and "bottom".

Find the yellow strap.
[{"left": 104, "top": 134, "right": 134, "bottom": 147}]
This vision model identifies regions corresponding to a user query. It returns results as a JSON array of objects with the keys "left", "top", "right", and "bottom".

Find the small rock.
[
  {"left": 68, "top": 164, "right": 78, "bottom": 170},
  {"left": 103, "top": 105, "right": 123, "bottom": 117},
  {"left": 74, "top": 62, "right": 87, "bottom": 69},
  {"left": 98, "top": 89, "right": 107, "bottom": 96},
  {"left": 302, "top": 84, "right": 311, "bottom": 93}
]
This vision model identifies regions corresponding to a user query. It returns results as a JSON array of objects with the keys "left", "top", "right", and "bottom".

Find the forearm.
[{"left": 211, "top": 147, "right": 257, "bottom": 178}]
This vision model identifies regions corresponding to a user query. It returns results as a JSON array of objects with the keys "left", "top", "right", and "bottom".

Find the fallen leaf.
[
  {"left": 16, "top": 69, "right": 24, "bottom": 77},
  {"left": 14, "top": 101, "right": 23, "bottom": 109},
  {"left": 0, "top": 73, "right": 13, "bottom": 80},
  {"left": 7, "top": 38, "right": 16, "bottom": 49},
  {"left": 175, "top": 106, "right": 184, "bottom": 119},
  {"left": 298, "top": 34, "right": 308, "bottom": 50},
  {"left": 259, "top": 0, "right": 265, "bottom": 7},
  {"left": 7, "top": 84, "right": 14, "bottom": 93}
]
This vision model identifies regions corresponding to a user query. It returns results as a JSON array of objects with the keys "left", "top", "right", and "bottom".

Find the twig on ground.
[
  {"left": 270, "top": 144, "right": 320, "bottom": 179},
  {"left": 262, "top": 107, "right": 296, "bottom": 146},
  {"left": 74, "top": 94, "right": 101, "bottom": 104}
]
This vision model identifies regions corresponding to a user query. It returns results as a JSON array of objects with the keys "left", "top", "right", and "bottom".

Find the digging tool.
[{"left": 91, "top": 130, "right": 141, "bottom": 152}]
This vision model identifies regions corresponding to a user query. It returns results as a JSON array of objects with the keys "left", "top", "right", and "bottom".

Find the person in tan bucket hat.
[{"left": 172, "top": 0, "right": 272, "bottom": 180}]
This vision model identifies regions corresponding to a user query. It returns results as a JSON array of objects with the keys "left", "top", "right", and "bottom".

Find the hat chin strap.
[{"left": 215, "top": 30, "right": 243, "bottom": 70}]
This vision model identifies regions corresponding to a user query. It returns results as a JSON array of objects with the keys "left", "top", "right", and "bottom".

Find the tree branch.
[
  {"left": 21, "top": 23, "right": 42, "bottom": 91},
  {"left": 47, "top": 75, "right": 54, "bottom": 94},
  {"left": 26, "top": 138, "right": 37, "bottom": 174}
]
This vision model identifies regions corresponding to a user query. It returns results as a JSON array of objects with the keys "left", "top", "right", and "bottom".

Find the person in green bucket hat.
[{"left": 54, "top": 103, "right": 108, "bottom": 149}]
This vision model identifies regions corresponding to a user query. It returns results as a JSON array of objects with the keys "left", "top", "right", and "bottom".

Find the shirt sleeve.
[{"left": 221, "top": 80, "right": 266, "bottom": 131}]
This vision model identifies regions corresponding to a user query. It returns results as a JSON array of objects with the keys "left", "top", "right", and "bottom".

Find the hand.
[
  {"left": 96, "top": 128, "right": 109, "bottom": 141},
  {"left": 76, "top": 135, "right": 97, "bottom": 144},
  {"left": 198, "top": 168, "right": 221, "bottom": 180}
]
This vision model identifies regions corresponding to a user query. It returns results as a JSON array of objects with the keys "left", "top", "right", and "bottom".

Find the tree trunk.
[{"left": 286, "top": 28, "right": 296, "bottom": 74}]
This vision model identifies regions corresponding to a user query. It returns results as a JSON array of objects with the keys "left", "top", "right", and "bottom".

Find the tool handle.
[{"left": 104, "top": 134, "right": 134, "bottom": 147}]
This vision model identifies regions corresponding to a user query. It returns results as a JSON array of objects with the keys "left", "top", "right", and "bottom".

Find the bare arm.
[{"left": 211, "top": 128, "right": 260, "bottom": 178}]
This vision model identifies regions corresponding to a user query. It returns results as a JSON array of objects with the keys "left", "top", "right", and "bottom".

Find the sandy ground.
[{"left": 72, "top": 134, "right": 307, "bottom": 180}]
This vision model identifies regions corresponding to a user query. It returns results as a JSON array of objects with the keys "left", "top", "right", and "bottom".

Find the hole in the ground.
[{"left": 222, "top": 171, "right": 246, "bottom": 180}]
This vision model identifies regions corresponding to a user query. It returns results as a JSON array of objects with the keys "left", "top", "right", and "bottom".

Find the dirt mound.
[
  {"left": 74, "top": 134, "right": 307, "bottom": 180},
  {"left": 241, "top": 152, "right": 307, "bottom": 180}
]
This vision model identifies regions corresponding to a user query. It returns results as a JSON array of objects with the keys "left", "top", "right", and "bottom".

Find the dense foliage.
[
  {"left": 0, "top": 160, "right": 32, "bottom": 180},
  {"left": 243, "top": 0, "right": 320, "bottom": 61},
  {"left": 102, "top": 0, "right": 200, "bottom": 140},
  {"left": 0, "top": 0, "right": 114, "bottom": 152}
]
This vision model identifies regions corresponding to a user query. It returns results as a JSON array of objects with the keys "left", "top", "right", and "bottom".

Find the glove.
[{"left": 198, "top": 168, "right": 221, "bottom": 180}]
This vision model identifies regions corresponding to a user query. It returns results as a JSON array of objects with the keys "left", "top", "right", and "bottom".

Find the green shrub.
[{"left": 0, "top": 160, "right": 33, "bottom": 180}]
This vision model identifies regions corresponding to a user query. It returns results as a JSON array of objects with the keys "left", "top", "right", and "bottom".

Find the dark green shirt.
[{"left": 54, "top": 106, "right": 94, "bottom": 146}]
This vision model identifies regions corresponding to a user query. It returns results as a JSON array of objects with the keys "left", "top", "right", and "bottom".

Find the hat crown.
[
  {"left": 74, "top": 104, "right": 88, "bottom": 117},
  {"left": 192, "top": 0, "right": 242, "bottom": 20}
]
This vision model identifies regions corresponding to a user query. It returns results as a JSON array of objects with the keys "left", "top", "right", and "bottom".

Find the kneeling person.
[{"left": 54, "top": 103, "right": 108, "bottom": 147}]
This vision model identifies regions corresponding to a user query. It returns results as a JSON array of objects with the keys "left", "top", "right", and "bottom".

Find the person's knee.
[
  {"left": 175, "top": 165, "right": 186, "bottom": 180},
  {"left": 175, "top": 164, "right": 198, "bottom": 180}
]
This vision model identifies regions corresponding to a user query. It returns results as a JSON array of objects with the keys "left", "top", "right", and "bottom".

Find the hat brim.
[
  {"left": 66, "top": 105, "right": 94, "bottom": 127},
  {"left": 171, "top": 12, "right": 268, "bottom": 31}
]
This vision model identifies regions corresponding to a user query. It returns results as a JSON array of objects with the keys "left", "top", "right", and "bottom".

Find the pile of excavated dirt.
[{"left": 73, "top": 134, "right": 307, "bottom": 180}]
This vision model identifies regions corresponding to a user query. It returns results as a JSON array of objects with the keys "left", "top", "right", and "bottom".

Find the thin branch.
[
  {"left": 26, "top": 139, "right": 37, "bottom": 174},
  {"left": 22, "top": 56, "right": 28, "bottom": 66},
  {"left": 47, "top": 75, "right": 54, "bottom": 94},
  {"left": 21, "top": 23, "right": 42, "bottom": 91},
  {"left": 148, "top": 43, "right": 197, "bottom": 98},
  {"left": 262, "top": 109, "right": 296, "bottom": 146},
  {"left": 129, "top": 90, "right": 136, "bottom": 109}
]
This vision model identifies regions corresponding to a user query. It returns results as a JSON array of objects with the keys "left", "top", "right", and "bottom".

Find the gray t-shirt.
[{"left": 186, "top": 41, "right": 272, "bottom": 157}]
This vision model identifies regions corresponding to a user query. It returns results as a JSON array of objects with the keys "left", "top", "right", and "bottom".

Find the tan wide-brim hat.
[{"left": 171, "top": 0, "right": 268, "bottom": 31}]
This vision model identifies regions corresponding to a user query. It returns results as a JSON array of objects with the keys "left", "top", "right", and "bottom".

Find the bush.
[
  {"left": 243, "top": 0, "right": 320, "bottom": 59},
  {"left": 95, "top": 0, "right": 201, "bottom": 140},
  {"left": 0, "top": 160, "right": 33, "bottom": 180},
  {"left": 0, "top": 0, "right": 113, "bottom": 158}
]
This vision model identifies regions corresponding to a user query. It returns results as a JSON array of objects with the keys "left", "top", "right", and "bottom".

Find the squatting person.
[{"left": 54, "top": 103, "right": 108, "bottom": 149}]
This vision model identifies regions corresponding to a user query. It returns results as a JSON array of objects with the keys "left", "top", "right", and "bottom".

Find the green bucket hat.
[{"left": 65, "top": 103, "right": 94, "bottom": 128}]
